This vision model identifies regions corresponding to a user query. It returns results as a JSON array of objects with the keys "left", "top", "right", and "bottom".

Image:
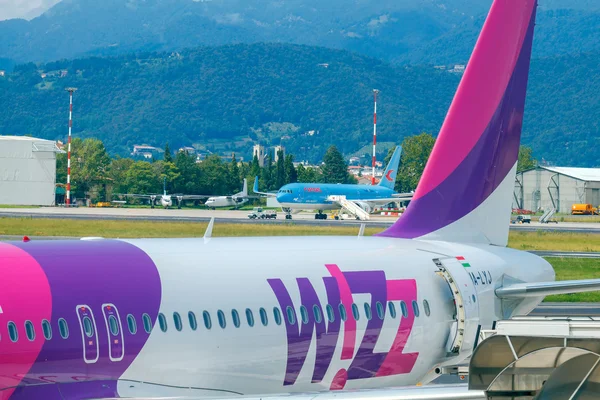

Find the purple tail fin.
[{"left": 378, "top": 0, "right": 537, "bottom": 246}]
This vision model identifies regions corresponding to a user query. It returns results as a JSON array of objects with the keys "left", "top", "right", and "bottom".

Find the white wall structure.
[
  {"left": 514, "top": 166, "right": 600, "bottom": 214},
  {"left": 0, "top": 136, "right": 64, "bottom": 206}
]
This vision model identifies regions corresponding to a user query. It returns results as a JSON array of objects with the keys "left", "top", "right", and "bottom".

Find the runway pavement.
[{"left": 2, "top": 207, "right": 600, "bottom": 233}]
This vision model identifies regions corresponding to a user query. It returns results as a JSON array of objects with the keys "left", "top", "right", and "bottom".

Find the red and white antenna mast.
[
  {"left": 372, "top": 89, "right": 379, "bottom": 185},
  {"left": 65, "top": 87, "right": 77, "bottom": 206}
]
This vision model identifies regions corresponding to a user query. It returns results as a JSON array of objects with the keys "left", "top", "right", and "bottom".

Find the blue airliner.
[{"left": 254, "top": 146, "right": 413, "bottom": 220}]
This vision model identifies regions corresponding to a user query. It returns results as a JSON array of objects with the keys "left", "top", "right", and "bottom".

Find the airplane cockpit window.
[
  {"left": 363, "top": 303, "right": 372, "bottom": 321},
  {"left": 58, "top": 318, "right": 69, "bottom": 339},
  {"left": 83, "top": 317, "right": 94, "bottom": 337},
  {"left": 245, "top": 308, "right": 255, "bottom": 327},
  {"left": 158, "top": 313, "right": 168, "bottom": 332},
  {"left": 142, "top": 313, "right": 152, "bottom": 333},
  {"left": 203, "top": 311, "right": 212, "bottom": 330},
  {"left": 339, "top": 304, "right": 347, "bottom": 321},
  {"left": 351, "top": 303, "right": 360, "bottom": 321},
  {"left": 273, "top": 307, "right": 282, "bottom": 325},
  {"left": 388, "top": 302, "right": 397, "bottom": 319},
  {"left": 173, "top": 312, "right": 183, "bottom": 331},
  {"left": 400, "top": 301, "right": 408, "bottom": 318},
  {"left": 326, "top": 305, "right": 335, "bottom": 322},
  {"left": 232, "top": 309, "right": 241, "bottom": 328},
  {"left": 412, "top": 301, "right": 420, "bottom": 317},
  {"left": 188, "top": 312, "right": 198, "bottom": 331},
  {"left": 313, "top": 305, "right": 322, "bottom": 323},
  {"left": 259, "top": 308, "right": 268, "bottom": 326},
  {"left": 7, "top": 322, "right": 18, "bottom": 342},
  {"left": 286, "top": 306, "right": 296, "bottom": 325},
  {"left": 25, "top": 320, "right": 35, "bottom": 341},
  {"left": 299, "top": 306, "right": 309, "bottom": 325},
  {"left": 376, "top": 302, "right": 384, "bottom": 320},
  {"left": 42, "top": 319, "right": 52, "bottom": 340},
  {"left": 423, "top": 300, "right": 431, "bottom": 317},
  {"left": 217, "top": 310, "right": 227, "bottom": 329},
  {"left": 127, "top": 314, "right": 137, "bottom": 334}
]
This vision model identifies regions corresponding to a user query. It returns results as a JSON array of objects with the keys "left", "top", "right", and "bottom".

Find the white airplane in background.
[
  {"left": 2, "top": 2, "right": 600, "bottom": 400},
  {"left": 116, "top": 178, "right": 251, "bottom": 209},
  {"left": 115, "top": 177, "right": 209, "bottom": 209},
  {"left": 205, "top": 179, "right": 252, "bottom": 209}
]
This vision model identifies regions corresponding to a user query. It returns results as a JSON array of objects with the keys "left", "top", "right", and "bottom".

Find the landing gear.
[
  {"left": 283, "top": 208, "right": 293, "bottom": 220},
  {"left": 314, "top": 211, "right": 327, "bottom": 220}
]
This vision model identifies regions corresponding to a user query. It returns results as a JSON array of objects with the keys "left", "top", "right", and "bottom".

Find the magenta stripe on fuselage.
[{"left": 5, "top": 240, "right": 162, "bottom": 400}]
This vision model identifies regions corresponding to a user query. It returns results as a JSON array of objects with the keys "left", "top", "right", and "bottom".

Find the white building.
[
  {"left": 253, "top": 144, "right": 265, "bottom": 167},
  {"left": 274, "top": 145, "right": 285, "bottom": 162},
  {"left": 0, "top": 136, "right": 64, "bottom": 206},
  {"left": 514, "top": 166, "right": 600, "bottom": 214}
]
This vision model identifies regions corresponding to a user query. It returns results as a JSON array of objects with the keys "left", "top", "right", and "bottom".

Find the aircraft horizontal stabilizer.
[{"left": 496, "top": 279, "right": 600, "bottom": 299}]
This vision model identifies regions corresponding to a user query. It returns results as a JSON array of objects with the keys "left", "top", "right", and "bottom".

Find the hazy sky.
[{"left": 0, "top": 0, "right": 60, "bottom": 21}]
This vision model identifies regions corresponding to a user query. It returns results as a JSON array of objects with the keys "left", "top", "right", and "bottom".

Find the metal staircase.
[
  {"left": 327, "top": 195, "right": 370, "bottom": 220},
  {"left": 539, "top": 207, "right": 556, "bottom": 224}
]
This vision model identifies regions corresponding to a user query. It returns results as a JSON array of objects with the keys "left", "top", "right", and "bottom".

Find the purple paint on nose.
[{"left": 10, "top": 240, "right": 161, "bottom": 399}]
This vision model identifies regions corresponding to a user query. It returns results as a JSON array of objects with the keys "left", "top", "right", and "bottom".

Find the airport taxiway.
[{"left": 2, "top": 207, "right": 600, "bottom": 233}]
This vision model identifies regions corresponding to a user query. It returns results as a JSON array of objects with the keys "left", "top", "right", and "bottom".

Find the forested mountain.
[
  {"left": 0, "top": 43, "right": 598, "bottom": 166},
  {"left": 0, "top": 0, "right": 599, "bottom": 66}
]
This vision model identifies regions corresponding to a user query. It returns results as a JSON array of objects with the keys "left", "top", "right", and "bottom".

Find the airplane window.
[
  {"left": 42, "top": 319, "right": 52, "bottom": 340},
  {"left": 313, "top": 305, "right": 322, "bottom": 323},
  {"left": 286, "top": 306, "right": 296, "bottom": 325},
  {"left": 158, "top": 313, "right": 167, "bottom": 332},
  {"left": 8, "top": 322, "right": 18, "bottom": 342},
  {"left": 326, "top": 305, "right": 335, "bottom": 323},
  {"left": 423, "top": 300, "right": 431, "bottom": 317},
  {"left": 338, "top": 304, "right": 347, "bottom": 321},
  {"left": 351, "top": 304, "right": 360, "bottom": 321},
  {"left": 217, "top": 310, "right": 226, "bottom": 329},
  {"left": 259, "top": 308, "right": 268, "bottom": 326},
  {"left": 400, "top": 301, "right": 408, "bottom": 318},
  {"left": 127, "top": 314, "right": 137, "bottom": 334},
  {"left": 173, "top": 312, "right": 183, "bottom": 332},
  {"left": 188, "top": 312, "right": 198, "bottom": 331},
  {"left": 376, "top": 302, "right": 384, "bottom": 320},
  {"left": 232, "top": 309, "right": 241, "bottom": 328},
  {"left": 142, "top": 313, "right": 152, "bottom": 333},
  {"left": 300, "top": 306, "right": 309, "bottom": 324},
  {"left": 83, "top": 317, "right": 94, "bottom": 338},
  {"left": 388, "top": 302, "right": 397, "bottom": 319},
  {"left": 246, "top": 309, "right": 255, "bottom": 327},
  {"left": 364, "top": 303, "right": 372, "bottom": 321},
  {"left": 273, "top": 307, "right": 282, "bottom": 325},
  {"left": 25, "top": 320, "right": 35, "bottom": 341},
  {"left": 412, "top": 301, "right": 420, "bottom": 318},
  {"left": 58, "top": 318, "right": 69, "bottom": 339},
  {"left": 203, "top": 311, "right": 212, "bottom": 330},
  {"left": 109, "top": 315, "right": 120, "bottom": 335}
]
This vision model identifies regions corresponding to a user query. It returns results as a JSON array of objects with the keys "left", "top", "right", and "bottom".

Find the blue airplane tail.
[{"left": 378, "top": 146, "right": 402, "bottom": 190}]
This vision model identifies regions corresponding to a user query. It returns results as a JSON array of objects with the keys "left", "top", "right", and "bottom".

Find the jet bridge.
[{"left": 469, "top": 317, "right": 600, "bottom": 399}]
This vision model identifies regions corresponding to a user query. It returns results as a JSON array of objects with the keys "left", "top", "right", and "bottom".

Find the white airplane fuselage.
[
  {"left": 159, "top": 195, "right": 173, "bottom": 208},
  {"left": 0, "top": 236, "right": 553, "bottom": 399},
  {"left": 205, "top": 196, "right": 248, "bottom": 208}
]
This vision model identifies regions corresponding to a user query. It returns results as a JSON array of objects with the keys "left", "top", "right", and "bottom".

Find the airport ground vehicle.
[
  {"left": 511, "top": 215, "right": 531, "bottom": 224},
  {"left": 571, "top": 203, "right": 598, "bottom": 215},
  {"left": 248, "top": 207, "right": 277, "bottom": 219}
]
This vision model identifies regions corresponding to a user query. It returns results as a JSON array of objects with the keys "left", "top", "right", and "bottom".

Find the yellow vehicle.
[{"left": 571, "top": 203, "right": 598, "bottom": 215}]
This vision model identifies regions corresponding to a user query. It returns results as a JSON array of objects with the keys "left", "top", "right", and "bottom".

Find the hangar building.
[
  {"left": 513, "top": 166, "right": 600, "bottom": 214},
  {"left": 0, "top": 136, "right": 64, "bottom": 206}
]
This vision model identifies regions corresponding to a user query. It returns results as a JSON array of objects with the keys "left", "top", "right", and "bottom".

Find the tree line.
[
  {"left": 55, "top": 139, "right": 358, "bottom": 203},
  {"left": 55, "top": 134, "right": 536, "bottom": 204}
]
